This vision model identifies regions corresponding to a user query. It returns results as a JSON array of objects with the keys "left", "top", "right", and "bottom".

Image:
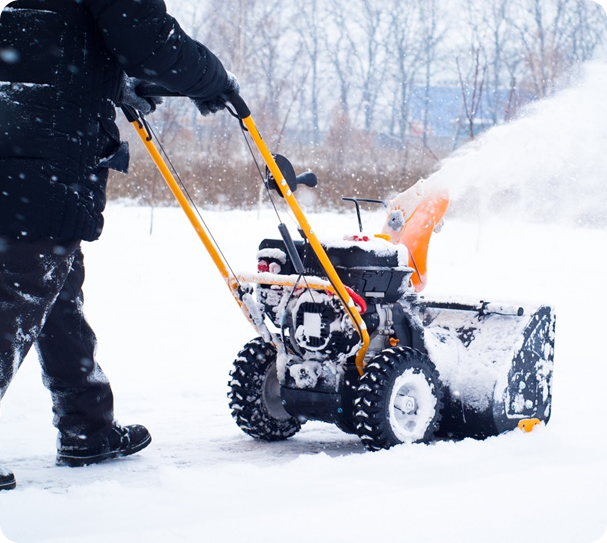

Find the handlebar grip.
[
  {"left": 221, "top": 91, "right": 250, "bottom": 119},
  {"left": 136, "top": 83, "right": 183, "bottom": 98},
  {"left": 295, "top": 171, "right": 317, "bottom": 189},
  {"left": 130, "top": 84, "right": 250, "bottom": 119}
]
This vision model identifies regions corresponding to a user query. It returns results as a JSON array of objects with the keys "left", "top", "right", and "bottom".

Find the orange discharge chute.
[{"left": 380, "top": 180, "right": 449, "bottom": 292}]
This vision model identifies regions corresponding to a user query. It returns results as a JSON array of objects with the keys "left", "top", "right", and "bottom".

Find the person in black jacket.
[{"left": 0, "top": 0, "right": 238, "bottom": 490}]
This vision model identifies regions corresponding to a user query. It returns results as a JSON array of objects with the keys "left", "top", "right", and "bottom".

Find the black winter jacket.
[{"left": 0, "top": 0, "right": 228, "bottom": 241}]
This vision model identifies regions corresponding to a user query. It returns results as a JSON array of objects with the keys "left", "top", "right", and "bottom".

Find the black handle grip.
[
  {"left": 136, "top": 83, "right": 183, "bottom": 98},
  {"left": 135, "top": 83, "right": 251, "bottom": 119},
  {"left": 136, "top": 85, "right": 250, "bottom": 119},
  {"left": 295, "top": 171, "right": 317, "bottom": 189},
  {"left": 220, "top": 91, "right": 251, "bottom": 119}
]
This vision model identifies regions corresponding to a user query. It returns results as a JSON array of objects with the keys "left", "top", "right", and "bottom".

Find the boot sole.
[
  {"left": 56, "top": 433, "right": 152, "bottom": 468},
  {"left": 0, "top": 477, "right": 16, "bottom": 491}
]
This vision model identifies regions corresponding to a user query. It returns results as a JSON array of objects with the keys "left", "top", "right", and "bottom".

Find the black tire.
[
  {"left": 228, "top": 337, "right": 303, "bottom": 441},
  {"left": 354, "top": 347, "right": 443, "bottom": 451}
]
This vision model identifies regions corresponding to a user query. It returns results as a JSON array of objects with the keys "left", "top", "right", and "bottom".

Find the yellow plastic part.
[
  {"left": 374, "top": 233, "right": 390, "bottom": 241},
  {"left": 518, "top": 418, "right": 541, "bottom": 433}
]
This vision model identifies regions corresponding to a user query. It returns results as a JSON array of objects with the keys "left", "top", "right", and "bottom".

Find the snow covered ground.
[{"left": 1, "top": 60, "right": 607, "bottom": 543}]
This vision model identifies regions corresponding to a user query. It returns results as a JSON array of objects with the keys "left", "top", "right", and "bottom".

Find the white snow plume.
[{"left": 426, "top": 61, "right": 607, "bottom": 228}]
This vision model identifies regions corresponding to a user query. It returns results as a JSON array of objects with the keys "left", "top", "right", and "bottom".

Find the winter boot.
[
  {"left": 0, "top": 466, "right": 16, "bottom": 490},
  {"left": 56, "top": 423, "right": 152, "bottom": 467}
]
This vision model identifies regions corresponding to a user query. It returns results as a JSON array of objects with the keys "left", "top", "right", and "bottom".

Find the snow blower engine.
[{"left": 125, "top": 91, "right": 555, "bottom": 451}]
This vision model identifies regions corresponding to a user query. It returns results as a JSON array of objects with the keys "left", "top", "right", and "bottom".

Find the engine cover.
[{"left": 290, "top": 291, "right": 358, "bottom": 358}]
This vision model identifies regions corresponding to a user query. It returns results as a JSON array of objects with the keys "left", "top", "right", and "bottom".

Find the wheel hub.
[
  {"left": 388, "top": 369, "right": 438, "bottom": 442},
  {"left": 396, "top": 394, "right": 418, "bottom": 415}
]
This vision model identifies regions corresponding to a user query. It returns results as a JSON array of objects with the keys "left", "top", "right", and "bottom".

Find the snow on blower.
[{"left": 122, "top": 90, "right": 555, "bottom": 451}]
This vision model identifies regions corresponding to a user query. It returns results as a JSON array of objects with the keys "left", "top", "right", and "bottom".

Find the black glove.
[
  {"left": 119, "top": 76, "right": 163, "bottom": 115},
  {"left": 192, "top": 71, "right": 240, "bottom": 116}
]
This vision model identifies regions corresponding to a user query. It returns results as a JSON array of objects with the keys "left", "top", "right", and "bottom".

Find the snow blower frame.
[{"left": 122, "top": 91, "right": 555, "bottom": 451}]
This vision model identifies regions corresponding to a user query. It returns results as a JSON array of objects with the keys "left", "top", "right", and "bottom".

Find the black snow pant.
[{"left": 0, "top": 236, "right": 114, "bottom": 442}]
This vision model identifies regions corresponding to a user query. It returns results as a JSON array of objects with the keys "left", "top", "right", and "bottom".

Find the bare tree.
[
  {"left": 456, "top": 47, "right": 487, "bottom": 140},
  {"left": 347, "top": 0, "right": 388, "bottom": 133},
  {"left": 385, "top": 0, "right": 424, "bottom": 147},
  {"left": 461, "top": 0, "right": 513, "bottom": 123},
  {"left": 417, "top": 0, "right": 447, "bottom": 146},
  {"left": 509, "top": 0, "right": 578, "bottom": 97},
  {"left": 568, "top": 0, "right": 607, "bottom": 63},
  {"left": 325, "top": 0, "right": 357, "bottom": 116},
  {"left": 294, "top": 0, "right": 326, "bottom": 144}
]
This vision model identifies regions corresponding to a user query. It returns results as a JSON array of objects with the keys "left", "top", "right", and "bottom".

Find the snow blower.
[{"left": 122, "top": 90, "right": 555, "bottom": 451}]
